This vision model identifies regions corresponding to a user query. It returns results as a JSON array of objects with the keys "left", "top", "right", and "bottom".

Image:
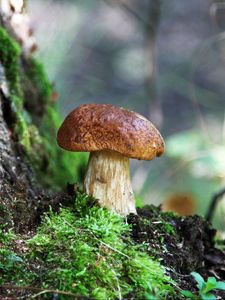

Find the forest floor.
[{"left": 1, "top": 187, "right": 225, "bottom": 299}]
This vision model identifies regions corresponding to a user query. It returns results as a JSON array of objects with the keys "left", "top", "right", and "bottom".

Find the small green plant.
[{"left": 182, "top": 271, "right": 225, "bottom": 300}]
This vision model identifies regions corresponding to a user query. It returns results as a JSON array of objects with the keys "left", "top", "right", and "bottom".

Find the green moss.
[
  {"left": 26, "top": 57, "right": 52, "bottom": 103},
  {"left": 0, "top": 27, "right": 31, "bottom": 152},
  {"left": 21, "top": 57, "right": 53, "bottom": 125},
  {"left": 0, "top": 193, "right": 176, "bottom": 299},
  {"left": 14, "top": 113, "right": 31, "bottom": 150},
  {"left": 0, "top": 27, "right": 21, "bottom": 96},
  {"left": 26, "top": 193, "right": 175, "bottom": 299}
]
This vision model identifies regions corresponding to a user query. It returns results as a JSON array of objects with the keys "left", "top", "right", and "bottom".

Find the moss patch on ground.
[
  {"left": 1, "top": 194, "right": 225, "bottom": 299},
  {"left": 0, "top": 193, "right": 176, "bottom": 299}
]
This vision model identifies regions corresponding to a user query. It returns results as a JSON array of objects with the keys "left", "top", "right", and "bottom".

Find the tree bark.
[{"left": 0, "top": 1, "right": 69, "bottom": 232}]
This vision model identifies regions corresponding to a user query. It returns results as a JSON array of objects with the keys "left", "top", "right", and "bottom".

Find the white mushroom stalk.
[{"left": 84, "top": 151, "right": 136, "bottom": 215}]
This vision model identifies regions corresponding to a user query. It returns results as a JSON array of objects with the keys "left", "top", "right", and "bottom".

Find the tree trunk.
[{"left": 0, "top": 1, "right": 72, "bottom": 232}]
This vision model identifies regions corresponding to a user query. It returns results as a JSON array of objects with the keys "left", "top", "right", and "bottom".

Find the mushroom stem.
[{"left": 84, "top": 151, "right": 137, "bottom": 216}]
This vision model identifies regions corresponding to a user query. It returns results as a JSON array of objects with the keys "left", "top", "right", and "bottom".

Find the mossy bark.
[{"left": 0, "top": 3, "right": 75, "bottom": 232}]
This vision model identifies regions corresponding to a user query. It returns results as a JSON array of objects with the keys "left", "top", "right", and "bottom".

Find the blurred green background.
[{"left": 29, "top": 0, "right": 225, "bottom": 230}]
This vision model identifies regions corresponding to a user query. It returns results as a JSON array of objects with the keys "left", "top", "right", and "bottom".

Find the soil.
[{"left": 127, "top": 205, "right": 225, "bottom": 298}]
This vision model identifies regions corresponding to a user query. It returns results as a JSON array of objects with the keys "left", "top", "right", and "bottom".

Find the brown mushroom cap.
[{"left": 57, "top": 103, "right": 165, "bottom": 160}]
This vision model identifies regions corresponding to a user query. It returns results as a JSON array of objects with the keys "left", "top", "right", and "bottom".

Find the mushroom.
[{"left": 57, "top": 103, "right": 164, "bottom": 216}]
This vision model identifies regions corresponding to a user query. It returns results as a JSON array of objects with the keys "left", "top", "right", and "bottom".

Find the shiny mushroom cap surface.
[{"left": 57, "top": 103, "right": 165, "bottom": 160}]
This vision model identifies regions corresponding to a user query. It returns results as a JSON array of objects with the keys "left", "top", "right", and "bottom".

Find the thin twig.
[{"left": 0, "top": 284, "right": 86, "bottom": 299}]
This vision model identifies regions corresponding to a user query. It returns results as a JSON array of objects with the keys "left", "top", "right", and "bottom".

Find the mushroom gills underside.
[{"left": 84, "top": 150, "right": 137, "bottom": 215}]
